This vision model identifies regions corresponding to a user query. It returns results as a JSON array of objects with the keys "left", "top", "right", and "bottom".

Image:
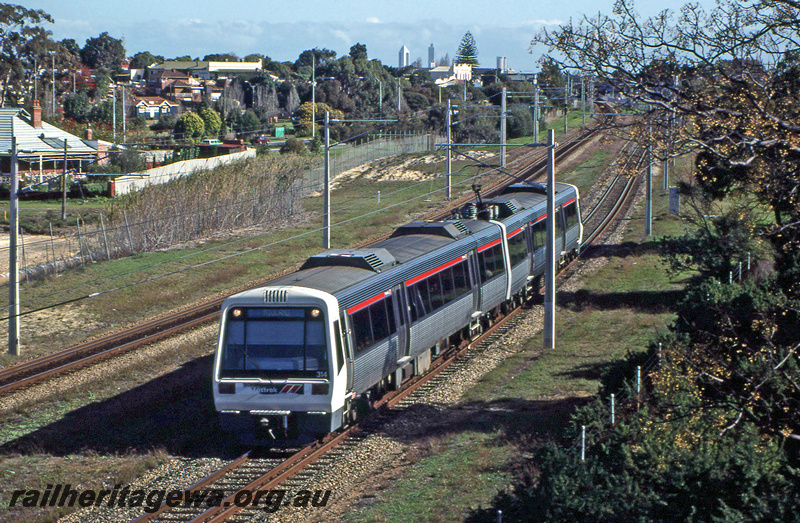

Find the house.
[
  {"left": 429, "top": 63, "right": 473, "bottom": 87},
  {"left": 147, "top": 60, "right": 262, "bottom": 81},
  {"left": 134, "top": 97, "right": 179, "bottom": 119},
  {"left": 0, "top": 101, "right": 102, "bottom": 184}
]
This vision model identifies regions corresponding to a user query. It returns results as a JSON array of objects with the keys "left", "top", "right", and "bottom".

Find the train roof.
[{"left": 266, "top": 182, "right": 579, "bottom": 306}]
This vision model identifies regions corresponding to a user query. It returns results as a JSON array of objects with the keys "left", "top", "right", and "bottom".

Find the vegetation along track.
[
  {"left": 0, "top": 120, "right": 608, "bottom": 397},
  {"left": 130, "top": 133, "right": 642, "bottom": 523}
]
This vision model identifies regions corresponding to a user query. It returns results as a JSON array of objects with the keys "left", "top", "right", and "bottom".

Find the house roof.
[
  {"left": 135, "top": 96, "right": 178, "bottom": 107},
  {"left": 0, "top": 108, "right": 99, "bottom": 161}
]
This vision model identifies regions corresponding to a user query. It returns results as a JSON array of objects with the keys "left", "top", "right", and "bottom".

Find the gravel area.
[{"left": 0, "top": 324, "right": 217, "bottom": 424}]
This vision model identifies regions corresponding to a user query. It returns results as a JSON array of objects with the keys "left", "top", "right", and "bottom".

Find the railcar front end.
[{"left": 212, "top": 286, "right": 347, "bottom": 446}]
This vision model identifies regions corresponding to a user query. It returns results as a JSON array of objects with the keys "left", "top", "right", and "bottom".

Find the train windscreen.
[{"left": 220, "top": 307, "right": 329, "bottom": 379}]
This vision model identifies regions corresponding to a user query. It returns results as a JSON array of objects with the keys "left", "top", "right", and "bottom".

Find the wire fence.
[
  {"left": 2, "top": 132, "right": 439, "bottom": 282},
  {"left": 300, "top": 132, "right": 439, "bottom": 196}
]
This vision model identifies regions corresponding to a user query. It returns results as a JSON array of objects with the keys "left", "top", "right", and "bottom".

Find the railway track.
[
  {"left": 0, "top": 121, "right": 606, "bottom": 397},
  {"left": 131, "top": 135, "right": 645, "bottom": 523}
]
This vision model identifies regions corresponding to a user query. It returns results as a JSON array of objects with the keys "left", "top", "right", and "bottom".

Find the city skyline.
[{"left": 32, "top": 1, "right": 713, "bottom": 72}]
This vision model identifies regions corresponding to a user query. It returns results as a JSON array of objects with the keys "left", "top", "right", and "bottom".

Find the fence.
[
  {"left": 112, "top": 149, "right": 257, "bottom": 195},
  {"left": 1, "top": 132, "right": 438, "bottom": 283},
  {"left": 300, "top": 132, "right": 438, "bottom": 196}
]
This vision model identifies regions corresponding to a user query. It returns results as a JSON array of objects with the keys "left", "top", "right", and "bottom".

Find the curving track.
[{"left": 132, "top": 135, "right": 647, "bottom": 523}]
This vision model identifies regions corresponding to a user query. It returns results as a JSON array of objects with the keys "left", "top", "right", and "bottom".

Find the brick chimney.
[
  {"left": 31, "top": 99, "right": 42, "bottom": 128},
  {"left": 86, "top": 126, "right": 93, "bottom": 140}
]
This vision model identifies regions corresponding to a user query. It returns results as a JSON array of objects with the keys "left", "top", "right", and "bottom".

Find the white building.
[
  {"left": 429, "top": 63, "right": 473, "bottom": 87},
  {"left": 399, "top": 46, "right": 410, "bottom": 68},
  {"left": 497, "top": 56, "right": 509, "bottom": 74},
  {"left": 428, "top": 44, "right": 435, "bottom": 69}
]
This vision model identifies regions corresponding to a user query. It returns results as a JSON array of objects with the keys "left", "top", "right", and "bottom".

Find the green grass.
[
  {"left": 346, "top": 149, "right": 696, "bottom": 523},
  {"left": 343, "top": 433, "right": 515, "bottom": 523}
]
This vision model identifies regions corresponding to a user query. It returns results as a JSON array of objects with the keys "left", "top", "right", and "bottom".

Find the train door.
[
  {"left": 468, "top": 252, "right": 481, "bottom": 311},
  {"left": 393, "top": 285, "right": 410, "bottom": 359},
  {"left": 340, "top": 311, "right": 355, "bottom": 392},
  {"left": 555, "top": 208, "right": 566, "bottom": 260}
]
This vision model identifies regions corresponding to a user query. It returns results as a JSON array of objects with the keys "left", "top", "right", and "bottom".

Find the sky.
[{"left": 30, "top": 0, "right": 710, "bottom": 71}]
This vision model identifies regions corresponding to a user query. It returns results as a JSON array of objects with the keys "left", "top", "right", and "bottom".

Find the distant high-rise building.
[
  {"left": 399, "top": 45, "right": 410, "bottom": 68},
  {"left": 497, "top": 56, "right": 509, "bottom": 74},
  {"left": 428, "top": 44, "right": 435, "bottom": 69}
]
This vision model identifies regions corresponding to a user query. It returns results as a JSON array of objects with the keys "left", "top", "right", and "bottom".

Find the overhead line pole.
[
  {"left": 500, "top": 87, "right": 507, "bottom": 169},
  {"left": 323, "top": 111, "right": 330, "bottom": 248},
  {"left": 446, "top": 98, "right": 452, "bottom": 199},
  {"left": 8, "top": 137, "right": 20, "bottom": 356},
  {"left": 61, "top": 139, "right": 68, "bottom": 220},
  {"left": 544, "top": 129, "right": 557, "bottom": 350}
]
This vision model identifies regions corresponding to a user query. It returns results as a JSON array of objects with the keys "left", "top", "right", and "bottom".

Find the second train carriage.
[{"left": 213, "top": 182, "right": 582, "bottom": 445}]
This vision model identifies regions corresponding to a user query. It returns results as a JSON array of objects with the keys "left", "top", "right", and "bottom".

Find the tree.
[
  {"left": 130, "top": 51, "right": 163, "bottom": 69},
  {"left": 532, "top": 0, "right": 800, "bottom": 441},
  {"left": 234, "top": 109, "right": 260, "bottom": 135},
  {"left": 295, "top": 48, "right": 336, "bottom": 69},
  {"left": 88, "top": 99, "right": 123, "bottom": 126},
  {"left": 62, "top": 91, "right": 91, "bottom": 121},
  {"left": 349, "top": 43, "right": 367, "bottom": 61},
  {"left": 174, "top": 111, "right": 204, "bottom": 142},
  {"left": 454, "top": 31, "right": 479, "bottom": 66},
  {"left": 203, "top": 52, "right": 239, "bottom": 62},
  {"left": 150, "top": 113, "right": 176, "bottom": 132},
  {"left": 81, "top": 32, "right": 125, "bottom": 71},
  {"left": 198, "top": 105, "right": 222, "bottom": 137},
  {"left": 280, "top": 137, "right": 307, "bottom": 155},
  {"left": 0, "top": 4, "right": 54, "bottom": 106}
]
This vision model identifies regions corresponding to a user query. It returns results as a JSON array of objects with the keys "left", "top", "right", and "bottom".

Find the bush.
[{"left": 280, "top": 137, "right": 307, "bottom": 155}]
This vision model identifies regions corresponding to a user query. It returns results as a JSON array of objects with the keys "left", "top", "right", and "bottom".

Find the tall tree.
[
  {"left": 533, "top": 0, "right": 800, "bottom": 441},
  {"left": 81, "top": 32, "right": 125, "bottom": 71},
  {"left": 203, "top": 52, "right": 239, "bottom": 62},
  {"left": 0, "top": 3, "right": 54, "bottom": 106},
  {"left": 295, "top": 48, "right": 336, "bottom": 69},
  {"left": 130, "top": 51, "right": 163, "bottom": 69},
  {"left": 349, "top": 43, "right": 367, "bottom": 61},
  {"left": 454, "top": 31, "right": 479, "bottom": 66}
]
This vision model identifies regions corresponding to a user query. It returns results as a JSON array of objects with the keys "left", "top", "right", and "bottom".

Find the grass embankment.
[
  {"left": 342, "top": 155, "right": 694, "bottom": 522},
  {"left": 0, "top": 152, "right": 499, "bottom": 367}
]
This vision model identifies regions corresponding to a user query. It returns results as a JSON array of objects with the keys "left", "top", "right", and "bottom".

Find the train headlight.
[
  {"left": 232, "top": 308, "right": 243, "bottom": 318},
  {"left": 310, "top": 308, "right": 321, "bottom": 318}
]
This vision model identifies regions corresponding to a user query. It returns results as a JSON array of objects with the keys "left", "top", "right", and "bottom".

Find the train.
[{"left": 212, "top": 182, "right": 583, "bottom": 445}]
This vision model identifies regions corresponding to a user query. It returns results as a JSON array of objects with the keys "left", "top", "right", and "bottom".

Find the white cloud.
[{"left": 365, "top": 17, "right": 381, "bottom": 23}]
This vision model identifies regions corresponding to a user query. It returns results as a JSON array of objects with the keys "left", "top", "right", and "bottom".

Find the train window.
[
  {"left": 428, "top": 273, "right": 445, "bottom": 311},
  {"left": 386, "top": 296, "right": 396, "bottom": 333},
  {"left": 441, "top": 268, "right": 457, "bottom": 303},
  {"left": 564, "top": 202, "right": 579, "bottom": 230},
  {"left": 508, "top": 230, "right": 528, "bottom": 267},
  {"left": 333, "top": 320, "right": 344, "bottom": 372},
  {"left": 351, "top": 297, "right": 398, "bottom": 352},
  {"left": 532, "top": 219, "right": 546, "bottom": 251},
  {"left": 453, "top": 261, "right": 470, "bottom": 296},
  {"left": 479, "top": 244, "right": 505, "bottom": 283},
  {"left": 352, "top": 308, "right": 373, "bottom": 352},
  {"left": 417, "top": 279, "right": 432, "bottom": 315},
  {"left": 409, "top": 286, "right": 422, "bottom": 322},
  {"left": 407, "top": 259, "right": 472, "bottom": 323},
  {"left": 372, "top": 300, "right": 391, "bottom": 342},
  {"left": 556, "top": 208, "right": 564, "bottom": 237}
]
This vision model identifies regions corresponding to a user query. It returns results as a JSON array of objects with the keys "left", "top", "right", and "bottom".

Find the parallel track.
[
  {"left": 134, "top": 135, "right": 645, "bottom": 523},
  {"left": 0, "top": 122, "right": 605, "bottom": 396}
]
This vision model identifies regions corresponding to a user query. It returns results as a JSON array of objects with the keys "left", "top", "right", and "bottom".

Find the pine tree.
[{"left": 454, "top": 32, "right": 479, "bottom": 66}]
